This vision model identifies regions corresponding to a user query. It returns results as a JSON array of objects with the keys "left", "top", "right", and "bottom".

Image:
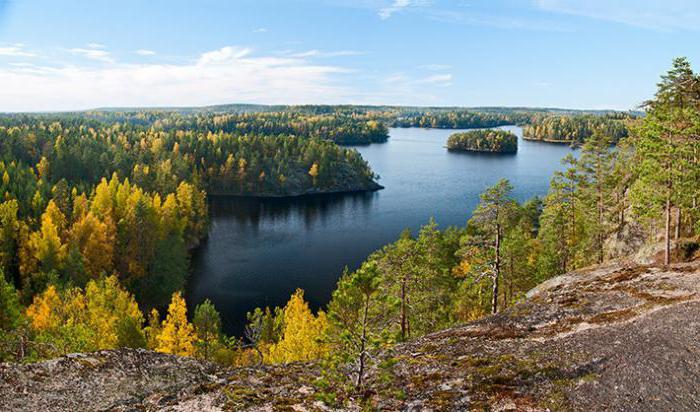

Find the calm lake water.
[{"left": 186, "top": 126, "right": 574, "bottom": 335}]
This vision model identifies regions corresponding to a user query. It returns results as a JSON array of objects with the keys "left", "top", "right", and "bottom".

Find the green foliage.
[
  {"left": 390, "top": 110, "right": 520, "bottom": 129},
  {"left": 115, "top": 316, "right": 147, "bottom": 349},
  {"left": 326, "top": 261, "right": 393, "bottom": 390},
  {"left": 447, "top": 130, "right": 518, "bottom": 153},
  {"left": 523, "top": 113, "right": 631, "bottom": 144},
  {"left": 0, "top": 271, "right": 22, "bottom": 332},
  {"left": 193, "top": 299, "right": 222, "bottom": 360}
]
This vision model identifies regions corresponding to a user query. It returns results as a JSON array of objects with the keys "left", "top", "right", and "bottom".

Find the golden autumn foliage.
[
  {"left": 155, "top": 292, "right": 197, "bottom": 357},
  {"left": 265, "top": 289, "right": 328, "bottom": 364},
  {"left": 25, "top": 276, "right": 144, "bottom": 353},
  {"left": 25, "top": 284, "right": 62, "bottom": 331},
  {"left": 308, "top": 162, "right": 319, "bottom": 186},
  {"left": 69, "top": 212, "right": 115, "bottom": 277},
  {"left": 84, "top": 276, "right": 143, "bottom": 348},
  {"left": 28, "top": 205, "right": 66, "bottom": 274}
]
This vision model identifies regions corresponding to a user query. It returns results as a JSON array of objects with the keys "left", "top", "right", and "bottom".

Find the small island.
[{"left": 446, "top": 129, "right": 518, "bottom": 153}]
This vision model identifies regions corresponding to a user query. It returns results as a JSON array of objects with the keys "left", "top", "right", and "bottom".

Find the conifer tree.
[
  {"left": 0, "top": 271, "right": 22, "bottom": 332},
  {"left": 193, "top": 299, "right": 221, "bottom": 360},
  {"left": 577, "top": 131, "right": 616, "bottom": 263},
  {"left": 327, "top": 262, "right": 391, "bottom": 389},
  {"left": 467, "top": 179, "right": 517, "bottom": 314}
]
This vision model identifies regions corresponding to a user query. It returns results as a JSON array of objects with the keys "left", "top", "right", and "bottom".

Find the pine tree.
[
  {"left": 0, "top": 200, "right": 19, "bottom": 275},
  {"left": 0, "top": 271, "right": 22, "bottom": 332},
  {"left": 577, "top": 131, "right": 616, "bottom": 263},
  {"left": 326, "top": 262, "right": 392, "bottom": 389},
  {"left": 468, "top": 179, "right": 517, "bottom": 314},
  {"left": 193, "top": 299, "right": 221, "bottom": 360}
]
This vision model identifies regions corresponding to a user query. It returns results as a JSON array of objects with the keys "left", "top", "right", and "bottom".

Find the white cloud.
[
  {"left": 0, "top": 46, "right": 354, "bottom": 112},
  {"left": 136, "top": 49, "right": 156, "bottom": 56},
  {"left": 253, "top": 27, "right": 268, "bottom": 33},
  {"left": 535, "top": 0, "right": 700, "bottom": 30},
  {"left": 378, "top": 0, "right": 431, "bottom": 20},
  {"left": 69, "top": 46, "right": 114, "bottom": 63},
  {"left": 197, "top": 46, "right": 252, "bottom": 65},
  {"left": 0, "top": 45, "right": 36, "bottom": 57}
]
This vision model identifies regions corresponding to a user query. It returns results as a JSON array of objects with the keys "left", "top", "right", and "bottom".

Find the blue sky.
[{"left": 0, "top": 0, "right": 698, "bottom": 111}]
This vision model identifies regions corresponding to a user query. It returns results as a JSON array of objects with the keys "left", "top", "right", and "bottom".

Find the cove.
[{"left": 186, "top": 126, "right": 574, "bottom": 336}]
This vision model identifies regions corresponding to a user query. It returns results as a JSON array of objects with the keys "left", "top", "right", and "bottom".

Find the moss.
[
  {"left": 604, "top": 266, "right": 649, "bottom": 283},
  {"left": 588, "top": 308, "right": 637, "bottom": 324},
  {"left": 223, "top": 386, "right": 261, "bottom": 409}
]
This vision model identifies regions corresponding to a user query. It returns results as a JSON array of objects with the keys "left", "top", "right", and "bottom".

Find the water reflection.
[
  {"left": 188, "top": 126, "right": 574, "bottom": 336},
  {"left": 208, "top": 191, "right": 376, "bottom": 232}
]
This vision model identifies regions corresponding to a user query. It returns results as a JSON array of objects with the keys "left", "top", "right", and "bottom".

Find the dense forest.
[
  {"left": 0, "top": 112, "right": 382, "bottom": 360},
  {"left": 81, "top": 105, "right": 632, "bottom": 143},
  {"left": 0, "top": 117, "right": 380, "bottom": 197},
  {"left": 389, "top": 110, "right": 517, "bottom": 129},
  {"left": 1, "top": 59, "right": 697, "bottom": 408},
  {"left": 522, "top": 113, "right": 632, "bottom": 144},
  {"left": 82, "top": 111, "right": 390, "bottom": 145},
  {"left": 446, "top": 129, "right": 518, "bottom": 153}
]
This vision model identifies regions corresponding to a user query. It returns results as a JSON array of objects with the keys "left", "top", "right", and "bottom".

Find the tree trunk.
[
  {"left": 491, "top": 225, "right": 501, "bottom": 314},
  {"left": 675, "top": 207, "right": 681, "bottom": 241},
  {"left": 598, "top": 181, "right": 604, "bottom": 264},
  {"left": 400, "top": 278, "right": 407, "bottom": 340},
  {"left": 665, "top": 193, "right": 672, "bottom": 266},
  {"left": 356, "top": 293, "right": 370, "bottom": 389}
]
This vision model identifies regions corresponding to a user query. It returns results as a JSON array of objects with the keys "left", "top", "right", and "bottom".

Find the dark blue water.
[{"left": 187, "top": 126, "right": 574, "bottom": 335}]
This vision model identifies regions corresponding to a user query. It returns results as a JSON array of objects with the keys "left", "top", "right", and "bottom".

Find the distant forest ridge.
[
  {"left": 0, "top": 105, "right": 638, "bottom": 146},
  {"left": 83, "top": 104, "right": 642, "bottom": 117}
]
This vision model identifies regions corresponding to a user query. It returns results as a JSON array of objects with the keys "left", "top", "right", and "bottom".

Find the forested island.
[{"left": 446, "top": 129, "right": 518, "bottom": 153}]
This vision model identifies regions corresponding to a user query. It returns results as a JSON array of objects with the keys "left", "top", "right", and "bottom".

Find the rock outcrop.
[{"left": 2, "top": 261, "right": 699, "bottom": 411}]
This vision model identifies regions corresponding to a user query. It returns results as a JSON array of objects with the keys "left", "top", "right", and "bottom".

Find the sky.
[{"left": 0, "top": 0, "right": 698, "bottom": 112}]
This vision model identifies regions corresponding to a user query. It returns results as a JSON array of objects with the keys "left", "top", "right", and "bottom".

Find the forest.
[
  {"left": 0, "top": 116, "right": 380, "bottom": 197},
  {"left": 0, "top": 58, "right": 697, "bottom": 406},
  {"left": 522, "top": 112, "right": 632, "bottom": 144},
  {"left": 82, "top": 110, "right": 390, "bottom": 145},
  {"left": 446, "top": 129, "right": 518, "bottom": 153}
]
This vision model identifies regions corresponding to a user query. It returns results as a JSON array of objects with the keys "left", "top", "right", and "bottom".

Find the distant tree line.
[{"left": 523, "top": 113, "right": 632, "bottom": 144}]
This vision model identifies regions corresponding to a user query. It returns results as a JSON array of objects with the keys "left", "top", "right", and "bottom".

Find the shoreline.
[
  {"left": 446, "top": 146, "right": 517, "bottom": 154},
  {"left": 205, "top": 182, "right": 384, "bottom": 199},
  {"left": 522, "top": 135, "right": 575, "bottom": 144}
]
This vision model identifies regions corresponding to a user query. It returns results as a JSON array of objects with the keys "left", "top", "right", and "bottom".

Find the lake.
[{"left": 186, "top": 126, "right": 574, "bottom": 335}]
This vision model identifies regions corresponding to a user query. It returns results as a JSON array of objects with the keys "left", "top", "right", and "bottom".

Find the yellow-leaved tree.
[
  {"left": 265, "top": 289, "right": 328, "bottom": 364},
  {"left": 308, "top": 163, "right": 319, "bottom": 187},
  {"left": 155, "top": 291, "right": 196, "bottom": 356},
  {"left": 25, "top": 276, "right": 146, "bottom": 356},
  {"left": 69, "top": 212, "right": 115, "bottom": 277},
  {"left": 25, "top": 284, "right": 63, "bottom": 331},
  {"left": 28, "top": 204, "right": 67, "bottom": 275},
  {"left": 84, "top": 276, "right": 144, "bottom": 349}
]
